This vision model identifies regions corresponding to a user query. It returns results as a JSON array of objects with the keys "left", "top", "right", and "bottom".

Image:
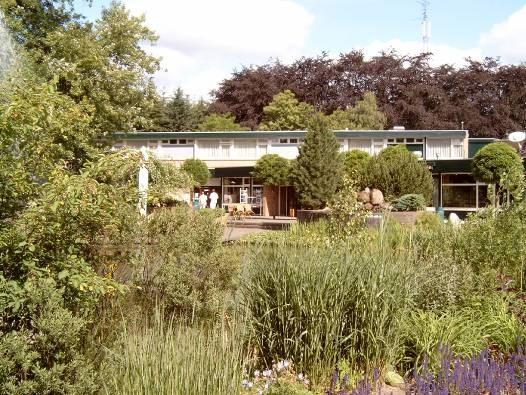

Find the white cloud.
[
  {"left": 124, "top": 0, "right": 314, "bottom": 99},
  {"left": 363, "top": 5, "right": 526, "bottom": 67},
  {"left": 364, "top": 39, "right": 481, "bottom": 66},
  {"left": 479, "top": 5, "right": 526, "bottom": 63}
]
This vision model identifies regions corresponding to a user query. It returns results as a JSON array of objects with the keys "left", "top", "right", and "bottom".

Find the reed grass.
[
  {"left": 102, "top": 309, "right": 247, "bottom": 395},
  {"left": 241, "top": 229, "right": 415, "bottom": 384}
]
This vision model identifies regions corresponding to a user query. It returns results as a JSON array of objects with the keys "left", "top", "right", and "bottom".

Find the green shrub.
[
  {"left": 415, "top": 211, "right": 442, "bottom": 229},
  {"left": 472, "top": 142, "right": 524, "bottom": 201},
  {"left": 181, "top": 158, "right": 210, "bottom": 186},
  {"left": 341, "top": 150, "right": 371, "bottom": 189},
  {"left": 392, "top": 194, "right": 427, "bottom": 211},
  {"left": 137, "top": 206, "right": 241, "bottom": 319},
  {"left": 293, "top": 115, "right": 343, "bottom": 209},
  {"left": 0, "top": 278, "right": 98, "bottom": 394},
  {"left": 103, "top": 311, "right": 246, "bottom": 395},
  {"left": 455, "top": 203, "right": 526, "bottom": 291},
  {"left": 242, "top": 240, "right": 414, "bottom": 383},
  {"left": 365, "top": 145, "right": 433, "bottom": 202},
  {"left": 401, "top": 296, "right": 524, "bottom": 371},
  {"left": 252, "top": 154, "right": 292, "bottom": 186}
]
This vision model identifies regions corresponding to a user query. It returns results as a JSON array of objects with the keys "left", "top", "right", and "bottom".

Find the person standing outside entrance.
[
  {"left": 198, "top": 191, "right": 208, "bottom": 209},
  {"left": 209, "top": 188, "right": 219, "bottom": 209}
]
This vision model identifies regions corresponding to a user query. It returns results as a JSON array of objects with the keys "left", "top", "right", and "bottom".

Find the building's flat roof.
[{"left": 114, "top": 130, "right": 468, "bottom": 140}]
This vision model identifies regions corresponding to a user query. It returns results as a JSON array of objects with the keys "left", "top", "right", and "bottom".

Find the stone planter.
[
  {"left": 296, "top": 209, "right": 331, "bottom": 223},
  {"left": 387, "top": 211, "right": 420, "bottom": 225}
]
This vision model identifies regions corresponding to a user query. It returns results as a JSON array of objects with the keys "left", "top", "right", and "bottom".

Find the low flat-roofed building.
[{"left": 113, "top": 129, "right": 496, "bottom": 217}]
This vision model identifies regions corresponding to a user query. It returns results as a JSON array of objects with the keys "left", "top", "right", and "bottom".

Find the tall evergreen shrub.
[
  {"left": 366, "top": 145, "right": 434, "bottom": 202},
  {"left": 293, "top": 115, "right": 343, "bottom": 209}
]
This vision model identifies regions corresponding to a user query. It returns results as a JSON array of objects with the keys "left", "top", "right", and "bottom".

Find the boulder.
[
  {"left": 380, "top": 202, "right": 392, "bottom": 210},
  {"left": 370, "top": 188, "right": 384, "bottom": 205},
  {"left": 357, "top": 188, "right": 371, "bottom": 203},
  {"left": 364, "top": 202, "right": 374, "bottom": 210},
  {"left": 448, "top": 212, "right": 462, "bottom": 227}
]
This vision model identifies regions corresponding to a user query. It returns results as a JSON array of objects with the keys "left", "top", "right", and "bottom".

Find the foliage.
[
  {"left": 454, "top": 203, "right": 526, "bottom": 291},
  {"left": 392, "top": 194, "right": 427, "bottom": 211},
  {"left": 242, "top": 238, "right": 414, "bottom": 384},
  {"left": 242, "top": 361, "right": 312, "bottom": 395},
  {"left": 328, "top": 175, "right": 367, "bottom": 240},
  {"left": 136, "top": 206, "right": 241, "bottom": 319},
  {"left": 259, "top": 90, "right": 315, "bottom": 131},
  {"left": 328, "top": 92, "right": 386, "bottom": 130},
  {"left": 293, "top": 115, "right": 343, "bottom": 209},
  {"left": 153, "top": 88, "right": 207, "bottom": 131},
  {"left": 41, "top": 3, "right": 160, "bottom": 133},
  {"left": 365, "top": 145, "right": 434, "bottom": 202},
  {"left": 472, "top": 142, "right": 525, "bottom": 202},
  {"left": 198, "top": 112, "right": 248, "bottom": 131},
  {"left": 0, "top": 77, "right": 96, "bottom": 223},
  {"left": 414, "top": 211, "right": 443, "bottom": 229},
  {"left": 212, "top": 52, "right": 526, "bottom": 138},
  {"left": 252, "top": 154, "right": 292, "bottom": 186},
  {"left": 401, "top": 297, "right": 524, "bottom": 371},
  {"left": 103, "top": 310, "right": 246, "bottom": 395},
  {"left": 181, "top": 158, "right": 210, "bottom": 186},
  {"left": 340, "top": 150, "right": 371, "bottom": 188},
  {"left": 0, "top": 279, "right": 98, "bottom": 394}
]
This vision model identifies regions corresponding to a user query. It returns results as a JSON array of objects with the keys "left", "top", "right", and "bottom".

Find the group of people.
[{"left": 198, "top": 188, "right": 219, "bottom": 209}]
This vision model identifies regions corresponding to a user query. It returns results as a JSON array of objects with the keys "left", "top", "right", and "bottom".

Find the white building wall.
[{"left": 268, "top": 145, "right": 300, "bottom": 159}]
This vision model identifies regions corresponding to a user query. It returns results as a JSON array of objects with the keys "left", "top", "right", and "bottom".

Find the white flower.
[
  {"left": 241, "top": 379, "right": 253, "bottom": 389},
  {"left": 283, "top": 359, "right": 291, "bottom": 368},
  {"left": 254, "top": 370, "right": 261, "bottom": 378},
  {"left": 297, "top": 373, "right": 304, "bottom": 380},
  {"left": 277, "top": 361, "right": 285, "bottom": 371},
  {"left": 263, "top": 369, "right": 272, "bottom": 377}
]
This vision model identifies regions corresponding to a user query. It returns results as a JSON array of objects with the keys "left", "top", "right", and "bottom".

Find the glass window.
[
  {"left": 289, "top": 138, "right": 298, "bottom": 144},
  {"left": 169, "top": 139, "right": 177, "bottom": 145},
  {"left": 179, "top": 139, "right": 187, "bottom": 145},
  {"left": 187, "top": 139, "right": 194, "bottom": 143},
  {"left": 387, "top": 138, "right": 395, "bottom": 143},
  {"left": 442, "top": 185, "right": 476, "bottom": 207},
  {"left": 162, "top": 140, "right": 169, "bottom": 144},
  {"left": 406, "top": 138, "right": 414, "bottom": 143},
  {"left": 442, "top": 174, "right": 475, "bottom": 184},
  {"left": 396, "top": 138, "right": 404, "bottom": 143},
  {"left": 415, "top": 138, "right": 424, "bottom": 142},
  {"left": 477, "top": 185, "right": 490, "bottom": 208},
  {"left": 224, "top": 177, "right": 243, "bottom": 186},
  {"left": 279, "top": 138, "right": 288, "bottom": 144}
]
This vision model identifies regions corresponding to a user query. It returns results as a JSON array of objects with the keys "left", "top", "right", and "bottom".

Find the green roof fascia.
[
  {"left": 468, "top": 138, "right": 497, "bottom": 158},
  {"left": 113, "top": 130, "right": 468, "bottom": 140},
  {"left": 426, "top": 159, "right": 473, "bottom": 173}
]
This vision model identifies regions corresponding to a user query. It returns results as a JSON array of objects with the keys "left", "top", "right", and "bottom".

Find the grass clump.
[
  {"left": 242, "top": 236, "right": 414, "bottom": 384},
  {"left": 103, "top": 310, "right": 246, "bottom": 395}
]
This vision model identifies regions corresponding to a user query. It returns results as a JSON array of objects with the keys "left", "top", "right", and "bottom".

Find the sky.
[{"left": 75, "top": 0, "right": 526, "bottom": 100}]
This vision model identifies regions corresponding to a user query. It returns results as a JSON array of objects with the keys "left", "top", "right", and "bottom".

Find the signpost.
[{"left": 138, "top": 147, "right": 149, "bottom": 216}]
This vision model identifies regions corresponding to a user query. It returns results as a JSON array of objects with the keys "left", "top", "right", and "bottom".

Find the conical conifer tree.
[{"left": 294, "top": 114, "right": 343, "bottom": 209}]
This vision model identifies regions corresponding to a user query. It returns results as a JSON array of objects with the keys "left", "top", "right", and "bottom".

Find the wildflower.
[
  {"left": 254, "top": 370, "right": 260, "bottom": 378},
  {"left": 241, "top": 379, "right": 253, "bottom": 389},
  {"left": 298, "top": 373, "right": 304, "bottom": 380},
  {"left": 263, "top": 369, "right": 272, "bottom": 377}
]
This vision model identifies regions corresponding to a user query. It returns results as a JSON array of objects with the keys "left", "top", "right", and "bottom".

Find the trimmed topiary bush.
[
  {"left": 393, "top": 194, "right": 427, "bottom": 211},
  {"left": 252, "top": 154, "right": 292, "bottom": 186},
  {"left": 181, "top": 158, "right": 210, "bottom": 186},
  {"left": 365, "top": 145, "right": 434, "bottom": 202},
  {"left": 472, "top": 142, "right": 524, "bottom": 203}
]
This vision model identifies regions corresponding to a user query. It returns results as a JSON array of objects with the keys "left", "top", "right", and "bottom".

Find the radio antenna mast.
[{"left": 421, "top": 0, "right": 431, "bottom": 53}]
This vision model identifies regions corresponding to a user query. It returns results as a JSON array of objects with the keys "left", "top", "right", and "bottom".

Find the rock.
[
  {"left": 448, "top": 212, "right": 461, "bottom": 227},
  {"left": 385, "top": 370, "right": 405, "bottom": 388},
  {"left": 380, "top": 202, "right": 392, "bottom": 210},
  {"left": 370, "top": 188, "right": 384, "bottom": 205},
  {"left": 357, "top": 188, "right": 371, "bottom": 203},
  {"left": 364, "top": 202, "right": 374, "bottom": 210}
]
